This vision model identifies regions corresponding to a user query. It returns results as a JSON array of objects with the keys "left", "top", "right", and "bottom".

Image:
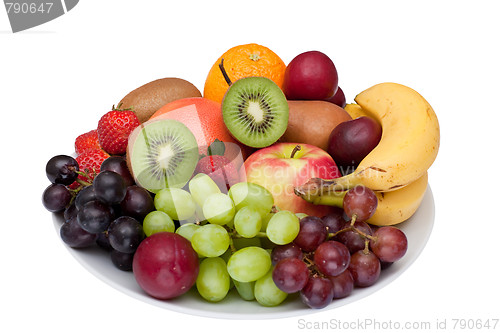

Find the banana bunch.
[{"left": 294, "top": 82, "right": 440, "bottom": 225}]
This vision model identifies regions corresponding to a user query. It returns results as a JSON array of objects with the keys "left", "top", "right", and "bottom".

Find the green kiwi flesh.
[
  {"left": 129, "top": 119, "right": 198, "bottom": 193},
  {"left": 222, "top": 77, "right": 289, "bottom": 148}
]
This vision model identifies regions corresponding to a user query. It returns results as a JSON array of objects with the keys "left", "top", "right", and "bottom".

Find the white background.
[{"left": 1, "top": 0, "right": 499, "bottom": 332}]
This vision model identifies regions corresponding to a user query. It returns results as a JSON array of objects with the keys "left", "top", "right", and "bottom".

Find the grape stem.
[
  {"left": 327, "top": 214, "right": 377, "bottom": 242},
  {"left": 232, "top": 232, "right": 268, "bottom": 239}
]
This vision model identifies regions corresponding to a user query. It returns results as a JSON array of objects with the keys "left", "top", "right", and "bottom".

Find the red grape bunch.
[{"left": 271, "top": 186, "right": 408, "bottom": 309}]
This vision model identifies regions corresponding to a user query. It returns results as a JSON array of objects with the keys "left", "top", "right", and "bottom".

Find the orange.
[
  {"left": 203, "top": 43, "right": 287, "bottom": 104},
  {"left": 149, "top": 97, "right": 253, "bottom": 160}
]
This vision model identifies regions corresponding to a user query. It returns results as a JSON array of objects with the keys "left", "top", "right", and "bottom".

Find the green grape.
[
  {"left": 228, "top": 182, "right": 274, "bottom": 218},
  {"left": 233, "top": 237, "right": 262, "bottom": 250},
  {"left": 189, "top": 173, "right": 221, "bottom": 207},
  {"left": 142, "top": 211, "right": 175, "bottom": 236},
  {"left": 254, "top": 268, "right": 288, "bottom": 307},
  {"left": 234, "top": 206, "right": 262, "bottom": 238},
  {"left": 295, "top": 212, "right": 308, "bottom": 219},
  {"left": 227, "top": 246, "right": 271, "bottom": 282},
  {"left": 260, "top": 212, "right": 274, "bottom": 232},
  {"left": 175, "top": 223, "right": 200, "bottom": 242},
  {"left": 154, "top": 188, "right": 196, "bottom": 221},
  {"left": 202, "top": 193, "right": 235, "bottom": 225},
  {"left": 266, "top": 210, "right": 300, "bottom": 245},
  {"left": 196, "top": 257, "right": 230, "bottom": 302},
  {"left": 233, "top": 280, "right": 255, "bottom": 301},
  {"left": 191, "top": 224, "right": 230, "bottom": 257}
]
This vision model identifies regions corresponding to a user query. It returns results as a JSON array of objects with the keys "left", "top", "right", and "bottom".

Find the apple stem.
[
  {"left": 290, "top": 145, "right": 301, "bottom": 159},
  {"left": 219, "top": 58, "right": 232, "bottom": 86}
]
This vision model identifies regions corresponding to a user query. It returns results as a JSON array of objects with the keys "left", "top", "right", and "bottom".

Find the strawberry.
[
  {"left": 69, "top": 148, "right": 110, "bottom": 189},
  {"left": 75, "top": 129, "right": 101, "bottom": 155},
  {"left": 97, "top": 105, "right": 140, "bottom": 155}
]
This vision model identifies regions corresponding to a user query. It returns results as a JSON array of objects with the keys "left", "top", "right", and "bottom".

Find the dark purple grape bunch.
[
  {"left": 43, "top": 154, "right": 153, "bottom": 271},
  {"left": 271, "top": 186, "right": 408, "bottom": 309}
]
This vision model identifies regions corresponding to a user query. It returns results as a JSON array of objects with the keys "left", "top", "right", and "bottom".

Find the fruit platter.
[{"left": 42, "top": 43, "right": 440, "bottom": 316}]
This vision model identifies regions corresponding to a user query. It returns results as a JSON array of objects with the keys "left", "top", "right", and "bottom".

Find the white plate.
[{"left": 52, "top": 186, "right": 434, "bottom": 319}]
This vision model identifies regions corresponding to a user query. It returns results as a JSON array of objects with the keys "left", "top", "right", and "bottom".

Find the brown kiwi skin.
[
  {"left": 280, "top": 100, "right": 352, "bottom": 151},
  {"left": 119, "top": 78, "right": 202, "bottom": 123}
]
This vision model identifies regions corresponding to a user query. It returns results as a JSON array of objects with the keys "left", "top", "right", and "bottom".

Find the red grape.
[
  {"left": 272, "top": 258, "right": 309, "bottom": 293},
  {"left": 349, "top": 250, "right": 381, "bottom": 287},
  {"left": 336, "top": 221, "right": 373, "bottom": 254},
  {"left": 329, "top": 269, "right": 354, "bottom": 299},
  {"left": 343, "top": 186, "right": 378, "bottom": 222},
  {"left": 314, "top": 241, "right": 350, "bottom": 277},
  {"left": 294, "top": 216, "right": 328, "bottom": 252},
  {"left": 370, "top": 226, "right": 408, "bottom": 263},
  {"left": 300, "top": 275, "right": 334, "bottom": 309},
  {"left": 271, "top": 243, "right": 303, "bottom": 264},
  {"left": 133, "top": 232, "right": 199, "bottom": 299},
  {"left": 321, "top": 207, "right": 346, "bottom": 233},
  {"left": 283, "top": 51, "right": 338, "bottom": 100}
]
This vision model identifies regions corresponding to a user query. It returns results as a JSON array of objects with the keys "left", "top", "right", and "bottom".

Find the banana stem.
[{"left": 310, "top": 192, "right": 345, "bottom": 207}]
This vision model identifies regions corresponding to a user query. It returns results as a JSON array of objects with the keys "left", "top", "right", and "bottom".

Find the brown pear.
[{"left": 280, "top": 100, "right": 352, "bottom": 151}]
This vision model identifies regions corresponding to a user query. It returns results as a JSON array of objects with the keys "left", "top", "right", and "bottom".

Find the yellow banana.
[
  {"left": 295, "top": 82, "right": 439, "bottom": 195},
  {"left": 368, "top": 172, "right": 428, "bottom": 226},
  {"left": 344, "top": 103, "right": 369, "bottom": 119}
]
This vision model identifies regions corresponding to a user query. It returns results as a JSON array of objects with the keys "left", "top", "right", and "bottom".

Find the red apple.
[{"left": 242, "top": 143, "right": 341, "bottom": 217}]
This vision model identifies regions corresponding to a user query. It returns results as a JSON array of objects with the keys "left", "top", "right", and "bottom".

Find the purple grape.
[
  {"left": 120, "top": 185, "right": 155, "bottom": 221},
  {"left": 321, "top": 207, "right": 346, "bottom": 233},
  {"left": 314, "top": 241, "right": 350, "bottom": 277},
  {"left": 75, "top": 185, "right": 97, "bottom": 210},
  {"left": 349, "top": 250, "right": 381, "bottom": 287},
  {"left": 100, "top": 156, "right": 134, "bottom": 186},
  {"left": 42, "top": 183, "right": 72, "bottom": 213},
  {"left": 336, "top": 221, "right": 373, "bottom": 254},
  {"left": 46, "top": 155, "right": 79, "bottom": 185},
  {"left": 60, "top": 217, "right": 97, "bottom": 248},
  {"left": 370, "top": 226, "right": 408, "bottom": 263},
  {"left": 271, "top": 243, "right": 303, "bottom": 265},
  {"left": 111, "top": 250, "right": 134, "bottom": 271},
  {"left": 300, "top": 275, "right": 334, "bottom": 309},
  {"left": 329, "top": 269, "right": 354, "bottom": 299},
  {"left": 343, "top": 186, "right": 378, "bottom": 222},
  {"left": 294, "top": 216, "right": 328, "bottom": 252},
  {"left": 93, "top": 170, "right": 127, "bottom": 205},
  {"left": 107, "top": 216, "right": 144, "bottom": 254},
  {"left": 272, "top": 258, "right": 309, "bottom": 293},
  {"left": 77, "top": 200, "right": 114, "bottom": 233}
]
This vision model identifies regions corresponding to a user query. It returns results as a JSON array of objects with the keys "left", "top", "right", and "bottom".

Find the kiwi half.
[
  {"left": 128, "top": 119, "right": 199, "bottom": 193},
  {"left": 222, "top": 77, "right": 289, "bottom": 148}
]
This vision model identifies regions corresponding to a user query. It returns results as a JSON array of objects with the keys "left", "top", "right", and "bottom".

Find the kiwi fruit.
[
  {"left": 222, "top": 77, "right": 289, "bottom": 148},
  {"left": 119, "top": 78, "right": 202, "bottom": 123},
  {"left": 127, "top": 119, "right": 199, "bottom": 193}
]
